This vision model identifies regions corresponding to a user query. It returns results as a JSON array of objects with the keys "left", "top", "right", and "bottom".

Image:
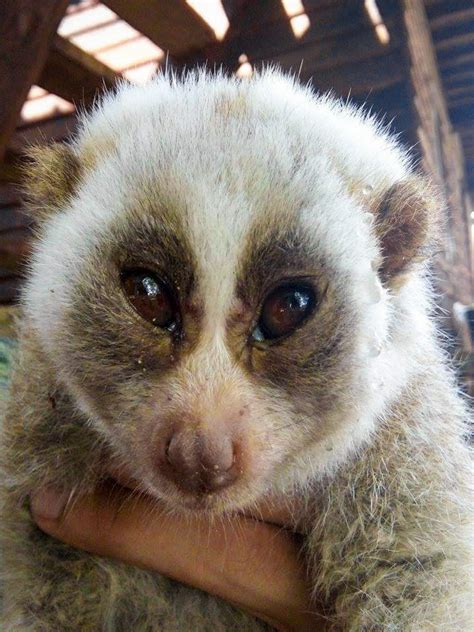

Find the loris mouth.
[
  {"left": 107, "top": 462, "right": 252, "bottom": 516},
  {"left": 146, "top": 476, "right": 258, "bottom": 516}
]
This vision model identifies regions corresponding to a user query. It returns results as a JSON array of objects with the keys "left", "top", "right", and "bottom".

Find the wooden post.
[
  {"left": 403, "top": 0, "right": 474, "bottom": 304},
  {"left": 0, "top": 0, "right": 70, "bottom": 161}
]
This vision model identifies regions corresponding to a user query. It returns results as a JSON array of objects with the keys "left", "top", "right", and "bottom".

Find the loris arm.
[
  {"left": 0, "top": 324, "right": 106, "bottom": 499},
  {"left": 305, "top": 396, "right": 473, "bottom": 632}
]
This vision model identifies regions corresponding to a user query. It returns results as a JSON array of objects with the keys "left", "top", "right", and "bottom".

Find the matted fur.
[{"left": 0, "top": 69, "right": 472, "bottom": 631}]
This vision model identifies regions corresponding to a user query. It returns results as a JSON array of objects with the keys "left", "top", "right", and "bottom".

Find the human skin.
[{"left": 30, "top": 482, "right": 326, "bottom": 632}]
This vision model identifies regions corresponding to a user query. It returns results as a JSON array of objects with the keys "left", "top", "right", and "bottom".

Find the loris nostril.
[{"left": 165, "top": 433, "right": 188, "bottom": 472}]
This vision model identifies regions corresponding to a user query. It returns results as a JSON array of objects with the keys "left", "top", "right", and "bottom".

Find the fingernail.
[{"left": 30, "top": 488, "right": 69, "bottom": 521}]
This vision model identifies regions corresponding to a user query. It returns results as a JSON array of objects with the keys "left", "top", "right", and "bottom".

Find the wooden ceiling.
[
  {"left": 425, "top": 0, "right": 474, "bottom": 191},
  {"left": 200, "top": 0, "right": 417, "bottom": 149},
  {"left": 0, "top": 0, "right": 472, "bottom": 303},
  {"left": 3, "top": 1, "right": 470, "bottom": 172}
]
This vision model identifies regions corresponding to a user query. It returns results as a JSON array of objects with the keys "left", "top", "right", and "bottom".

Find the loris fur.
[{"left": 0, "top": 69, "right": 472, "bottom": 631}]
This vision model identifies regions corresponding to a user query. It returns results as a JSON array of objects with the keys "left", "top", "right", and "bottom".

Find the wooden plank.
[
  {"left": 432, "top": 21, "right": 474, "bottom": 49},
  {"left": 0, "top": 208, "right": 32, "bottom": 234},
  {"left": 37, "top": 35, "right": 120, "bottom": 106},
  {"left": 404, "top": 0, "right": 474, "bottom": 297},
  {"left": 102, "top": 0, "right": 216, "bottom": 57},
  {"left": 0, "top": 226, "right": 32, "bottom": 280},
  {"left": 8, "top": 114, "right": 78, "bottom": 155},
  {"left": 0, "top": 0, "right": 70, "bottom": 161},
  {"left": 443, "top": 69, "right": 474, "bottom": 87},
  {"left": 288, "top": 52, "right": 404, "bottom": 95},
  {"left": 404, "top": 0, "right": 451, "bottom": 126},
  {"left": 248, "top": 23, "right": 403, "bottom": 82},
  {"left": 187, "top": 0, "right": 290, "bottom": 67},
  {"left": 430, "top": 7, "right": 474, "bottom": 31},
  {"left": 456, "top": 126, "right": 474, "bottom": 138},
  {"left": 448, "top": 96, "right": 474, "bottom": 109},
  {"left": 446, "top": 85, "right": 474, "bottom": 100},
  {"left": 220, "top": 0, "right": 368, "bottom": 32},
  {"left": 349, "top": 81, "right": 415, "bottom": 139},
  {"left": 439, "top": 50, "right": 474, "bottom": 71},
  {"left": 202, "top": 1, "right": 400, "bottom": 70},
  {"left": 0, "top": 268, "right": 19, "bottom": 279},
  {"left": 0, "top": 227, "right": 32, "bottom": 258},
  {"left": 450, "top": 106, "right": 474, "bottom": 126},
  {"left": 435, "top": 31, "right": 474, "bottom": 53},
  {"left": 0, "top": 162, "right": 22, "bottom": 185},
  {"left": 0, "top": 184, "right": 21, "bottom": 208},
  {"left": 221, "top": 0, "right": 250, "bottom": 21},
  {"left": 425, "top": 0, "right": 473, "bottom": 20},
  {"left": 0, "top": 278, "right": 21, "bottom": 304},
  {"left": 256, "top": 16, "right": 392, "bottom": 69}
]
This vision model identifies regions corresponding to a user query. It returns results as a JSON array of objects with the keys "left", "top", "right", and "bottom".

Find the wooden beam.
[
  {"left": 425, "top": 0, "right": 473, "bottom": 19},
  {"left": 201, "top": 0, "right": 400, "bottom": 71},
  {"left": 403, "top": 0, "right": 452, "bottom": 131},
  {"left": 447, "top": 96, "right": 474, "bottom": 109},
  {"left": 0, "top": 278, "right": 21, "bottom": 304},
  {"left": 0, "top": 0, "right": 70, "bottom": 161},
  {"left": 435, "top": 31, "right": 474, "bottom": 53},
  {"left": 430, "top": 7, "right": 474, "bottom": 31},
  {"left": 456, "top": 126, "right": 474, "bottom": 139},
  {"left": 297, "top": 53, "right": 405, "bottom": 96},
  {"left": 406, "top": 0, "right": 474, "bottom": 300},
  {"left": 8, "top": 114, "right": 77, "bottom": 155},
  {"left": 182, "top": 0, "right": 276, "bottom": 68},
  {"left": 450, "top": 106, "right": 474, "bottom": 126},
  {"left": 0, "top": 208, "right": 30, "bottom": 234},
  {"left": 221, "top": 0, "right": 250, "bottom": 21},
  {"left": 439, "top": 51, "right": 474, "bottom": 71},
  {"left": 271, "top": 21, "right": 402, "bottom": 75},
  {"left": 446, "top": 85, "right": 474, "bottom": 100},
  {"left": 0, "top": 183, "right": 21, "bottom": 208},
  {"left": 444, "top": 69, "right": 474, "bottom": 87},
  {"left": 37, "top": 35, "right": 120, "bottom": 106},
  {"left": 0, "top": 226, "right": 32, "bottom": 263},
  {"left": 102, "top": 0, "right": 216, "bottom": 57},
  {"left": 0, "top": 162, "right": 22, "bottom": 185}
]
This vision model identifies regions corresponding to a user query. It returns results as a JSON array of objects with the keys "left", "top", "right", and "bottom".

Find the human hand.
[{"left": 30, "top": 479, "right": 326, "bottom": 631}]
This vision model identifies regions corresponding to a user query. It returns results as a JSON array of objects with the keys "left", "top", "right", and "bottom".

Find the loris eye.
[
  {"left": 121, "top": 269, "right": 177, "bottom": 330},
  {"left": 253, "top": 284, "right": 316, "bottom": 342}
]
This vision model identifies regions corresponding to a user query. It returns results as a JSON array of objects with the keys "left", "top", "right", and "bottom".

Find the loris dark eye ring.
[
  {"left": 252, "top": 284, "right": 317, "bottom": 342},
  {"left": 121, "top": 269, "right": 178, "bottom": 331}
]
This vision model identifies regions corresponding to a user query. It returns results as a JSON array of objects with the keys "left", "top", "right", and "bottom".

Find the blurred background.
[{"left": 0, "top": 0, "right": 473, "bottom": 392}]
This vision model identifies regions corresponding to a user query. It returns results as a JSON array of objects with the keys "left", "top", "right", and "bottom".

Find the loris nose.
[{"left": 162, "top": 431, "right": 239, "bottom": 494}]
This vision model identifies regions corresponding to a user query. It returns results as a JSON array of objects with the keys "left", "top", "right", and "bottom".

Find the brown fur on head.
[{"left": 22, "top": 143, "right": 81, "bottom": 223}]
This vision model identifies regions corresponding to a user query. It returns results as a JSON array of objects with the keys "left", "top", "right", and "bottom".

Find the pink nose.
[{"left": 160, "top": 431, "right": 239, "bottom": 494}]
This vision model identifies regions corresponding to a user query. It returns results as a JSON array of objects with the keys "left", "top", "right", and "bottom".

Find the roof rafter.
[
  {"left": 37, "top": 35, "right": 120, "bottom": 107},
  {"left": 102, "top": 0, "right": 216, "bottom": 58}
]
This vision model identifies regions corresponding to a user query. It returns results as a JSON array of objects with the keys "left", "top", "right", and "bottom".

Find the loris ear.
[
  {"left": 22, "top": 143, "right": 81, "bottom": 222},
  {"left": 374, "top": 178, "right": 441, "bottom": 283}
]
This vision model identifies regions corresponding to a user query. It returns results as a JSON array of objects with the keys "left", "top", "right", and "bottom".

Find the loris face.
[{"left": 24, "top": 72, "right": 435, "bottom": 513}]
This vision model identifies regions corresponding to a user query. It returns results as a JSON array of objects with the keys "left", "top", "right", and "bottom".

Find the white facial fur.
[{"left": 22, "top": 69, "right": 437, "bottom": 505}]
